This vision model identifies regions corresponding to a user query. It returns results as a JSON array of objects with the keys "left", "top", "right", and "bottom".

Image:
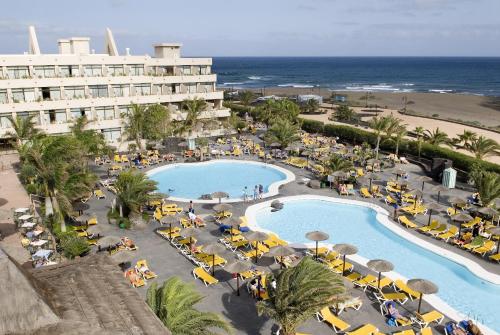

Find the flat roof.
[{"left": 154, "top": 43, "right": 182, "bottom": 48}]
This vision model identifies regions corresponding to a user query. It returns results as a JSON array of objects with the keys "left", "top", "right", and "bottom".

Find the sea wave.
[
  {"left": 277, "top": 83, "right": 315, "bottom": 88},
  {"left": 344, "top": 84, "right": 401, "bottom": 92},
  {"left": 221, "top": 82, "right": 245, "bottom": 86},
  {"left": 248, "top": 76, "right": 262, "bottom": 80},
  {"left": 428, "top": 89, "right": 454, "bottom": 94}
]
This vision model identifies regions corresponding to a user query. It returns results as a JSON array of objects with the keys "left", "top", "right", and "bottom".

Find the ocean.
[{"left": 212, "top": 57, "right": 500, "bottom": 96}]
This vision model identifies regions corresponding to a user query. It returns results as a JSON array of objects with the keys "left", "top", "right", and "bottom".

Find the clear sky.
[{"left": 1, "top": 0, "right": 499, "bottom": 57}]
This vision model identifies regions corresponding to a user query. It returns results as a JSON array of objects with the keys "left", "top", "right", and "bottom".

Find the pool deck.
[{"left": 79, "top": 155, "right": 499, "bottom": 335}]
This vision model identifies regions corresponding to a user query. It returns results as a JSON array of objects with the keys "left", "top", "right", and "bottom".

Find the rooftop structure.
[{"left": 0, "top": 26, "right": 230, "bottom": 145}]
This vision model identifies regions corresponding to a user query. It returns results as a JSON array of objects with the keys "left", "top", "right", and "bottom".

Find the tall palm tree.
[
  {"left": 383, "top": 115, "right": 401, "bottom": 139},
  {"left": 238, "top": 90, "right": 255, "bottom": 107},
  {"left": 147, "top": 277, "right": 232, "bottom": 335},
  {"left": 414, "top": 126, "right": 425, "bottom": 159},
  {"left": 257, "top": 99, "right": 300, "bottom": 126},
  {"left": 6, "top": 115, "right": 41, "bottom": 147},
  {"left": 115, "top": 170, "right": 161, "bottom": 217},
  {"left": 70, "top": 116, "right": 108, "bottom": 157},
  {"left": 469, "top": 169, "right": 500, "bottom": 207},
  {"left": 392, "top": 124, "right": 408, "bottom": 156},
  {"left": 466, "top": 136, "right": 500, "bottom": 160},
  {"left": 124, "top": 104, "right": 146, "bottom": 150},
  {"left": 178, "top": 98, "right": 207, "bottom": 137},
  {"left": 424, "top": 128, "right": 451, "bottom": 147},
  {"left": 369, "top": 116, "right": 389, "bottom": 159},
  {"left": 458, "top": 130, "right": 478, "bottom": 147},
  {"left": 266, "top": 119, "right": 300, "bottom": 149},
  {"left": 322, "top": 154, "right": 354, "bottom": 174},
  {"left": 303, "top": 99, "right": 320, "bottom": 114},
  {"left": 257, "top": 257, "right": 345, "bottom": 335}
]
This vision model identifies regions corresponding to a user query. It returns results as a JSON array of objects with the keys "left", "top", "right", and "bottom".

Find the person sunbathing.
[
  {"left": 448, "top": 322, "right": 468, "bottom": 335},
  {"left": 387, "top": 302, "right": 410, "bottom": 323},
  {"left": 122, "top": 237, "right": 136, "bottom": 249}
]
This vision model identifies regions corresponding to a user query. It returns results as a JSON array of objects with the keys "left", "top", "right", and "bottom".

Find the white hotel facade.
[{"left": 0, "top": 27, "right": 230, "bottom": 145}]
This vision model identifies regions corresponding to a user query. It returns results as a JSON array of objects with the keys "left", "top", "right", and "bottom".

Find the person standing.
[
  {"left": 258, "top": 184, "right": 264, "bottom": 199},
  {"left": 253, "top": 185, "right": 259, "bottom": 201},
  {"left": 242, "top": 186, "right": 248, "bottom": 202},
  {"left": 188, "top": 200, "right": 194, "bottom": 214}
]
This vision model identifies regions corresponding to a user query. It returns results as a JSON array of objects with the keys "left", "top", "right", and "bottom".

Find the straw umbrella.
[
  {"left": 161, "top": 216, "right": 179, "bottom": 240},
  {"left": 224, "top": 260, "right": 252, "bottom": 296},
  {"left": 267, "top": 245, "right": 296, "bottom": 269},
  {"left": 407, "top": 189, "right": 423, "bottom": 209},
  {"left": 211, "top": 191, "right": 230, "bottom": 203},
  {"left": 448, "top": 196, "right": 467, "bottom": 211},
  {"left": 489, "top": 227, "right": 500, "bottom": 253},
  {"left": 110, "top": 250, "right": 135, "bottom": 266},
  {"left": 72, "top": 202, "right": 89, "bottom": 215},
  {"left": 203, "top": 243, "right": 226, "bottom": 276},
  {"left": 478, "top": 207, "right": 498, "bottom": 225},
  {"left": 221, "top": 217, "right": 242, "bottom": 241},
  {"left": 213, "top": 203, "right": 233, "bottom": 213},
  {"left": 407, "top": 279, "right": 438, "bottom": 313},
  {"left": 452, "top": 213, "right": 474, "bottom": 236},
  {"left": 180, "top": 227, "right": 197, "bottom": 247},
  {"left": 305, "top": 231, "right": 329, "bottom": 259},
  {"left": 394, "top": 168, "right": 406, "bottom": 181},
  {"left": 367, "top": 259, "right": 394, "bottom": 289},
  {"left": 425, "top": 202, "right": 442, "bottom": 225},
  {"left": 433, "top": 185, "right": 448, "bottom": 204},
  {"left": 360, "top": 172, "right": 380, "bottom": 190},
  {"left": 416, "top": 175, "right": 433, "bottom": 191},
  {"left": 97, "top": 235, "right": 121, "bottom": 248},
  {"left": 86, "top": 225, "right": 103, "bottom": 236},
  {"left": 332, "top": 243, "right": 358, "bottom": 274},
  {"left": 246, "top": 231, "right": 269, "bottom": 263}
]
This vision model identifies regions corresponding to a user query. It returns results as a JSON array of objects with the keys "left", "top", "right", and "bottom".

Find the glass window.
[
  {"left": 181, "top": 66, "right": 191, "bottom": 75},
  {"left": 7, "top": 66, "right": 30, "bottom": 79},
  {"left": 65, "top": 86, "right": 85, "bottom": 99},
  {"left": 44, "top": 110, "right": 67, "bottom": 124},
  {"left": 49, "top": 87, "right": 61, "bottom": 100},
  {"left": 84, "top": 65, "right": 103, "bottom": 77},
  {"left": 153, "top": 84, "right": 163, "bottom": 95},
  {"left": 95, "top": 106, "right": 117, "bottom": 120},
  {"left": 102, "top": 128, "right": 121, "bottom": 142},
  {"left": 0, "top": 90, "right": 7, "bottom": 103},
  {"left": 16, "top": 112, "right": 40, "bottom": 125},
  {"left": 33, "top": 66, "right": 56, "bottom": 78},
  {"left": 59, "top": 65, "right": 80, "bottom": 77},
  {"left": 11, "top": 88, "right": 36, "bottom": 103},
  {"left": 112, "top": 84, "right": 130, "bottom": 97},
  {"left": 200, "top": 82, "right": 213, "bottom": 93},
  {"left": 89, "top": 85, "right": 108, "bottom": 98},
  {"left": 129, "top": 65, "right": 144, "bottom": 76},
  {"left": 107, "top": 65, "right": 124, "bottom": 76},
  {"left": 200, "top": 66, "right": 210, "bottom": 75},
  {"left": 0, "top": 115, "right": 12, "bottom": 128},
  {"left": 70, "top": 108, "right": 91, "bottom": 120},
  {"left": 135, "top": 84, "right": 151, "bottom": 96},
  {"left": 187, "top": 83, "right": 197, "bottom": 94},
  {"left": 118, "top": 105, "right": 131, "bottom": 116}
]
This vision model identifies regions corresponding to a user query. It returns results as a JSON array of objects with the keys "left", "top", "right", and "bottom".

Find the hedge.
[
  {"left": 300, "top": 118, "right": 500, "bottom": 174},
  {"left": 223, "top": 102, "right": 258, "bottom": 118}
]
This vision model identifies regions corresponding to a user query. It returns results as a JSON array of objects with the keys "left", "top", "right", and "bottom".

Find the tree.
[
  {"left": 70, "top": 116, "right": 108, "bottom": 157},
  {"left": 177, "top": 98, "right": 207, "bottom": 137},
  {"left": 257, "top": 257, "right": 345, "bottom": 335},
  {"left": 256, "top": 99, "right": 300, "bottom": 126},
  {"left": 424, "top": 128, "right": 451, "bottom": 147},
  {"left": 414, "top": 126, "right": 425, "bottom": 159},
  {"left": 266, "top": 119, "right": 300, "bottom": 149},
  {"left": 322, "top": 154, "right": 354, "bottom": 174},
  {"left": 457, "top": 130, "right": 478, "bottom": 148},
  {"left": 6, "top": 115, "right": 41, "bottom": 147},
  {"left": 147, "top": 277, "right": 232, "bottom": 335},
  {"left": 115, "top": 170, "right": 161, "bottom": 217},
  {"left": 302, "top": 99, "right": 320, "bottom": 114},
  {"left": 124, "top": 104, "right": 146, "bottom": 150},
  {"left": 335, "top": 105, "right": 356, "bottom": 122},
  {"left": 369, "top": 116, "right": 390, "bottom": 159},
  {"left": 465, "top": 136, "right": 500, "bottom": 160},
  {"left": 391, "top": 124, "right": 408, "bottom": 156},
  {"left": 469, "top": 167, "right": 500, "bottom": 207},
  {"left": 238, "top": 90, "right": 255, "bottom": 107},
  {"left": 143, "top": 104, "right": 172, "bottom": 141}
]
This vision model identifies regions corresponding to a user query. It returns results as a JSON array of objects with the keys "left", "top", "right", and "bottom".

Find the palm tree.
[
  {"left": 469, "top": 168, "right": 500, "bottom": 207},
  {"left": 322, "top": 154, "right": 354, "bottom": 174},
  {"left": 335, "top": 105, "right": 356, "bottom": 122},
  {"left": 177, "top": 98, "right": 207, "bottom": 137},
  {"left": 266, "top": 119, "right": 300, "bottom": 149},
  {"left": 6, "top": 115, "right": 41, "bottom": 147},
  {"left": 238, "top": 90, "right": 255, "bottom": 107},
  {"left": 257, "top": 257, "right": 345, "bottom": 335},
  {"left": 392, "top": 124, "right": 408, "bottom": 156},
  {"left": 124, "top": 104, "right": 146, "bottom": 150},
  {"left": 302, "top": 99, "right": 320, "bottom": 114},
  {"left": 257, "top": 99, "right": 300, "bottom": 126},
  {"left": 457, "top": 130, "right": 478, "bottom": 147},
  {"left": 466, "top": 136, "right": 500, "bottom": 160},
  {"left": 147, "top": 277, "right": 232, "bottom": 335},
  {"left": 414, "top": 126, "right": 425, "bottom": 159},
  {"left": 424, "top": 128, "right": 451, "bottom": 147},
  {"left": 70, "top": 116, "right": 108, "bottom": 157},
  {"left": 383, "top": 115, "right": 401, "bottom": 139},
  {"left": 369, "top": 116, "right": 390, "bottom": 159},
  {"left": 115, "top": 170, "right": 161, "bottom": 217}
]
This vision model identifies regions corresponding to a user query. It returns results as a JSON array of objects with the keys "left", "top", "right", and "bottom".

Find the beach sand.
[{"left": 251, "top": 87, "right": 500, "bottom": 129}]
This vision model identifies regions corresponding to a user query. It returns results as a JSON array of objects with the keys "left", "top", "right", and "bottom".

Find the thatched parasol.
[
  {"left": 407, "top": 278, "right": 438, "bottom": 313},
  {"left": 425, "top": 202, "right": 442, "bottom": 225},
  {"left": 306, "top": 231, "right": 330, "bottom": 259},
  {"left": 110, "top": 250, "right": 135, "bottom": 265},
  {"left": 332, "top": 171, "right": 349, "bottom": 180},
  {"left": 478, "top": 207, "right": 498, "bottom": 217},
  {"left": 203, "top": 243, "right": 226, "bottom": 275},
  {"left": 211, "top": 191, "right": 230, "bottom": 203},
  {"left": 367, "top": 259, "right": 394, "bottom": 289},
  {"left": 224, "top": 260, "right": 252, "bottom": 295},
  {"left": 180, "top": 227, "right": 197, "bottom": 246},
  {"left": 332, "top": 243, "right": 358, "bottom": 274},
  {"left": 452, "top": 213, "right": 473, "bottom": 235},
  {"left": 221, "top": 217, "right": 242, "bottom": 241},
  {"left": 86, "top": 225, "right": 103, "bottom": 236},
  {"left": 359, "top": 172, "right": 380, "bottom": 190},
  {"left": 367, "top": 158, "right": 381, "bottom": 165},
  {"left": 213, "top": 203, "right": 233, "bottom": 212},
  {"left": 97, "top": 235, "right": 121, "bottom": 248},
  {"left": 161, "top": 216, "right": 179, "bottom": 239},
  {"left": 72, "top": 202, "right": 89, "bottom": 215},
  {"left": 246, "top": 231, "right": 269, "bottom": 264},
  {"left": 433, "top": 185, "right": 448, "bottom": 203},
  {"left": 268, "top": 245, "right": 296, "bottom": 269},
  {"left": 448, "top": 196, "right": 467, "bottom": 208},
  {"left": 393, "top": 168, "right": 406, "bottom": 180},
  {"left": 416, "top": 175, "right": 433, "bottom": 191}
]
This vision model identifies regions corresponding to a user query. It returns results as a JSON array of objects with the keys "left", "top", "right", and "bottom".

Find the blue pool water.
[
  {"left": 149, "top": 161, "right": 288, "bottom": 200},
  {"left": 255, "top": 199, "right": 500, "bottom": 332}
]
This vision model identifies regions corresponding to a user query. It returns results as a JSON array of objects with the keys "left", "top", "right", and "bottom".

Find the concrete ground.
[{"left": 81, "top": 153, "right": 498, "bottom": 335}]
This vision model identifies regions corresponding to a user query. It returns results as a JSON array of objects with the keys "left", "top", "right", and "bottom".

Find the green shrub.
[
  {"left": 223, "top": 102, "right": 257, "bottom": 118},
  {"left": 300, "top": 119, "right": 324, "bottom": 133},
  {"left": 58, "top": 231, "right": 90, "bottom": 259}
]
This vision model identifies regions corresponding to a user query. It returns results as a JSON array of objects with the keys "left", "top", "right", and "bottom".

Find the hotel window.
[
  {"left": 33, "top": 66, "right": 56, "bottom": 78},
  {"left": 12, "top": 88, "right": 36, "bottom": 103},
  {"left": 89, "top": 85, "right": 108, "bottom": 98},
  {"left": 59, "top": 65, "right": 80, "bottom": 77},
  {"left": 156, "top": 66, "right": 173, "bottom": 76},
  {"left": 16, "top": 112, "right": 40, "bottom": 125},
  {"left": 107, "top": 65, "right": 124, "bottom": 76},
  {"left": 180, "top": 66, "right": 191, "bottom": 75},
  {"left": 153, "top": 84, "right": 163, "bottom": 95},
  {"left": 7, "top": 66, "right": 30, "bottom": 79},
  {"left": 0, "top": 90, "right": 7, "bottom": 103},
  {"left": 129, "top": 65, "right": 144, "bottom": 76},
  {"left": 200, "top": 66, "right": 210, "bottom": 75},
  {"left": 112, "top": 84, "right": 130, "bottom": 97},
  {"left": 101, "top": 128, "right": 121, "bottom": 142},
  {"left": 70, "top": 108, "right": 91, "bottom": 120},
  {"left": 135, "top": 84, "right": 151, "bottom": 96},
  {"left": 84, "top": 65, "right": 103, "bottom": 77},
  {"left": 44, "top": 109, "right": 67, "bottom": 124},
  {"left": 65, "top": 86, "right": 85, "bottom": 99},
  {"left": 118, "top": 105, "right": 131, "bottom": 116},
  {"left": 95, "top": 106, "right": 117, "bottom": 120},
  {"left": 0, "top": 115, "right": 12, "bottom": 128},
  {"left": 40, "top": 87, "right": 61, "bottom": 101},
  {"left": 186, "top": 83, "right": 197, "bottom": 94},
  {"left": 200, "top": 82, "right": 213, "bottom": 93}
]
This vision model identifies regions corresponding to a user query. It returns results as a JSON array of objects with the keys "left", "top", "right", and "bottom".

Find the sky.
[{"left": 1, "top": 0, "right": 499, "bottom": 57}]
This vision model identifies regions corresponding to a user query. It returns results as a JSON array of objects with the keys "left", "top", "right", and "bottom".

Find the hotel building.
[{"left": 0, "top": 26, "right": 230, "bottom": 145}]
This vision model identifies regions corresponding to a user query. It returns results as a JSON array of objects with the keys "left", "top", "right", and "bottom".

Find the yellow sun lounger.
[
  {"left": 489, "top": 253, "right": 500, "bottom": 262},
  {"left": 393, "top": 280, "right": 420, "bottom": 300},
  {"left": 472, "top": 240, "right": 496, "bottom": 256},
  {"left": 374, "top": 291, "right": 409, "bottom": 304},
  {"left": 367, "top": 277, "right": 393, "bottom": 291},
  {"left": 436, "top": 226, "right": 458, "bottom": 242},
  {"left": 417, "top": 221, "right": 439, "bottom": 233},
  {"left": 316, "top": 307, "right": 351, "bottom": 333},
  {"left": 427, "top": 223, "right": 448, "bottom": 236},
  {"left": 94, "top": 189, "right": 106, "bottom": 199},
  {"left": 461, "top": 217, "right": 482, "bottom": 229},
  {"left": 193, "top": 266, "right": 218, "bottom": 286},
  {"left": 398, "top": 216, "right": 418, "bottom": 229},
  {"left": 346, "top": 324, "right": 378, "bottom": 335},
  {"left": 353, "top": 274, "right": 378, "bottom": 290},
  {"left": 414, "top": 310, "right": 444, "bottom": 328},
  {"left": 344, "top": 272, "right": 362, "bottom": 282},
  {"left": 385, "top": 195, "right": 397, "bottom": 205},
  {"left": 135, "top": 260, "right": 157, "bottom": 280},
  {"left": 360, "top": 188, "right": 373, "bottom": 198}
]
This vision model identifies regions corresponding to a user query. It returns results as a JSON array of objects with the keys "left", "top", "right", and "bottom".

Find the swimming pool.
[
  {"left": 247, "top": 196, "right": 500, "bottom": 334},
  {"left": 147, "top": 160, "right": 294, "bottom": 203}
]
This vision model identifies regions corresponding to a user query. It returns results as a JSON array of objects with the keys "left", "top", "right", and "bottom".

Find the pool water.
[
  {"left": 148, "top": 161, "right": 289, "bottom": 201},
  {"left": 254, "top": 199, "right": 500, "bottom": 332}
]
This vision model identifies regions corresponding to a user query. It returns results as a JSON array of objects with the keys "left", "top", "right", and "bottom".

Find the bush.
[
  {"left": 300, "top": 119, "right": 324, "bottom": 133},
  {"left": 58, "top": 231, "right": 90, "bottom": 259},
  {"left": 223, "top": 102, "right": 257, "bottom": 118}
]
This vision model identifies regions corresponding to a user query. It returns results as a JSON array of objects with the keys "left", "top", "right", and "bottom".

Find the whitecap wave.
[
  {"left": 248, "top": 76, "right": 262, "bottom": 80},
  {"left": 277, "top": 83, "right": 314, "bottom": 88},
  {"left": 428, "top": 89, "right": 454, "bottom": 94},
  {"left": 221, "top": 82, "right": 245, "bottom": 86}
]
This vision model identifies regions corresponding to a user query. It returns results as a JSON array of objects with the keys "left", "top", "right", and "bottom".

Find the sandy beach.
[{"left": 251, "top": 88, "right": 500, "bottom": 130}]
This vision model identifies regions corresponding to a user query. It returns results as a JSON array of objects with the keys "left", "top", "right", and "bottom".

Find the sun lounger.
[
  {"left": 360, "top": 188, "right": 373, "bottom": 198},
  {"left": 401, "top": 205, "right": 427, "bottom": 216},
  {"left": 135, "top": 260, "right": 157, "bottom": 280},
  {"left": 413, "top": 311, "right": 444, "bottom": 328},
  {"left": 472, "top": 240, "right": 496, "bottom": 256},
  {"left": 462, "top": 237, "right": 484, "bottom": 251},
  {"left": 427, "top": 223, "right": 448, "bottom": 236},
  {"left": 436, "top": 226, "right": 459, "bottom": 242},
  {"left": 316, "top": 307, "right": 351, "bottom": 333},
  {"left": 367, "top": 277, "right": 393, "bottom": 291},
  {"left": 489, "top": 253, "right": 500, "bottom": 262},
  {"left": 238, "top": 249, "right": 265, "bottom": 260},
  {"left": 374, "top": 291, "right": 409, "bottom": 304},
  {"left": 385, "top": 195, "right": 397, "bottom": 205},
  {"left": 393, "top": 330, "right": 416, "bottom": 335},
  {"left": 306, "top": 246, "right": 330, "bottom": 257},
  {"left": 398, "top": 216, "right": 418, "bottom": 229},
  {"left": 125, "top": 269, "right": 145, "bottom": 288},
  {"left": 193, "top": 266, "right": 219, "bottom": 286},
  {"left": 353, "top": 274, "right": 378, "bottom": 290},
  {"left": 417, "top": 221, "right": 439, "bottom": 233},
  {"left": 461, "top": 217, "right": 482, "bottom": 229},
  {"left": 227, "top": 239, "right": 249, "bottom": 251},
  {"left": 346, "top": 324, "right": 378, "bottom": 335},
  {"left": 94, "top": 189, "right": 106, "bottom": 199},
  {"left": 344, "top": 272, "right": 362, "bottom": 282},
  {"left": 393, "top": 280, "right": 420, "bottom": 300}
]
